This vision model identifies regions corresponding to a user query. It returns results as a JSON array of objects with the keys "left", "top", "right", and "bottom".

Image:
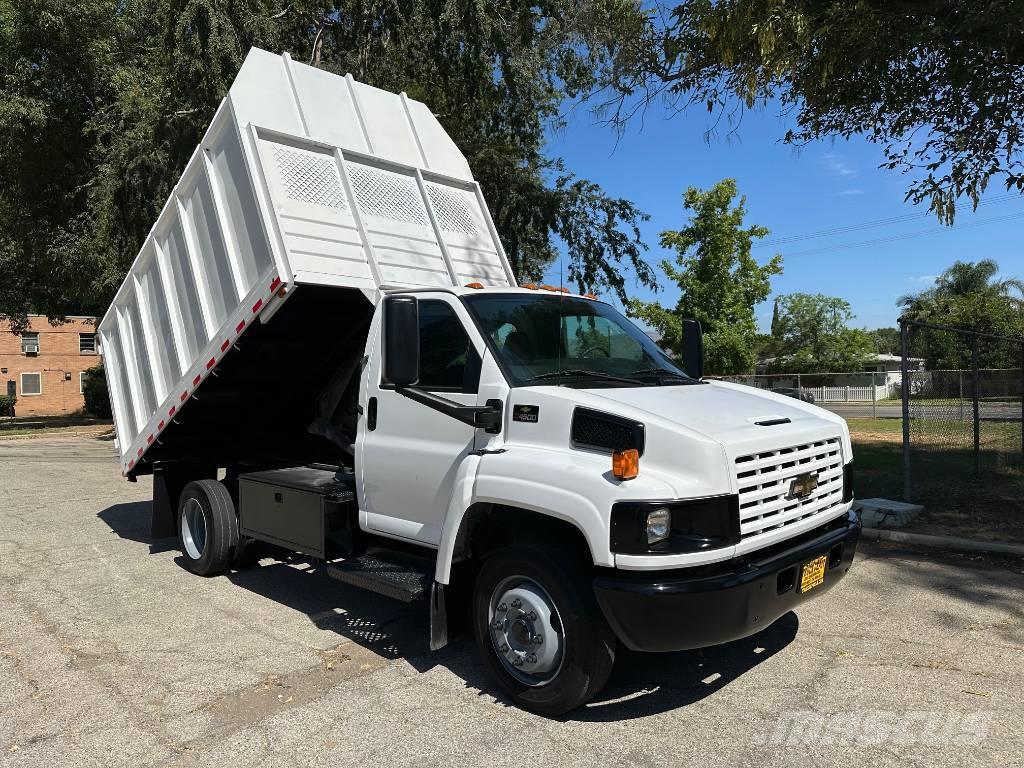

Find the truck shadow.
[
  {"left": 222, "top": 554, "right": 797, "bottom": 721},
  {"left": 97, "top": 501, "right": 178, "bottom": 553},
  {"left": 97, "top": 503, "right": 797, "bottom": 720}
]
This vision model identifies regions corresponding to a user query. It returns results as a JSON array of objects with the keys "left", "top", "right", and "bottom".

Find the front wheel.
[{"left": 472, "top": 546, "right": 615, "bottom": 716}]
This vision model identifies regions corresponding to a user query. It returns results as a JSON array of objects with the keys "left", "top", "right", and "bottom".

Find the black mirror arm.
[{"left": 396, "top": 387, "right": 503, "bottom": 434}]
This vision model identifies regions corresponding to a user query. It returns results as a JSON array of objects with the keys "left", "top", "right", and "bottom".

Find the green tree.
[
  {"left": 898, "top": 259, "right": 1024, "bottom": 317},
  {"left": 0, "top": 0, "right": 655, "bottom": 331},
  {"left": 628, "top": 179, "right": 782, "bottom": 374},
  {"left": 603, "top": 1, "right": 1024, "bottom": 222},
  {"left": 81, "top": 364, "right": 112, "bottom": 419},
  {"left": 872, "top": 327, "right": 900, "bottom": 356},
  {"left": 898, "top": 259, "right": 1024, "bottom": 368},
  {"left": 767, "top": 293, "right": 874, "bottom": 373}
]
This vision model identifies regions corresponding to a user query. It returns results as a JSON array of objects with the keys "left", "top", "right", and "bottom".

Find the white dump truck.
[{"left": 99, "top": 48, "right": 860, "bottom": 715}]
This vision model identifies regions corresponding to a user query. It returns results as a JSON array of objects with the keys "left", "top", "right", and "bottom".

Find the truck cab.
[{"left": 339, "top": 284, "right": 858, "bottom": 713}]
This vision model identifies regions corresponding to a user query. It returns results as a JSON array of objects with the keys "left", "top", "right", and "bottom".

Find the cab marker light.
[
  {"left": 612, "top": 448, "right": 640, "bottom": 480},
  {"left": 521, "top": 283, "right": 538, "bottom": 290},
  {"left": 465, "top": 282, "right": 485, "bottom": 289}
]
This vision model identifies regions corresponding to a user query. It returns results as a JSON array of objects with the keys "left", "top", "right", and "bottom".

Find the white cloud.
[
  {"left": 823, "top": 153, "right": 856, "bottom": 177},
  {"left": 908, "top": 274, "right": 938, "bottom": 285},
  {"left": 829, "top": 188, "right": 865, "bottom": 196}
]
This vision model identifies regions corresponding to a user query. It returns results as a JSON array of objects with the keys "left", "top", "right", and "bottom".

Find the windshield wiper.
[
  {"left": 630, "top": 367, "right": 695, "bottom": 383},
  {"left": 525, "top": 369, "right": 647, "bottom": 386}
]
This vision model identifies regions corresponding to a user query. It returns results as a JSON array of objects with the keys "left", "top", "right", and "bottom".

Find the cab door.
[{"left": 357, "top": 295, "right": 484, "bottom": 545}]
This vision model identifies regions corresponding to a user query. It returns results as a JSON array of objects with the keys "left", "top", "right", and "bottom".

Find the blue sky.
[{"left": 542, "top": 98, "right": 1024, "bottom": 331}]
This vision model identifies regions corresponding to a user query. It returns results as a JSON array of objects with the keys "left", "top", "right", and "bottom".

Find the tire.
[
  {"left": 472, "top": 545, "right": 616, "bottom": 716},
  {"left": 177, "top": 479, "right": 239, "bottom": 576}
]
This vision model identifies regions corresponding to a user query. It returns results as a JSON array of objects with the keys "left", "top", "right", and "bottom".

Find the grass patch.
[{"left": 847, "top": 418, "right": 1024, "bottom": 543}]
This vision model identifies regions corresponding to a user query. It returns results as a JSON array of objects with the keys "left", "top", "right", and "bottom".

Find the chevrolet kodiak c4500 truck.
[{"left": 99, "top": 48, "right": 860, "bottom": 716}]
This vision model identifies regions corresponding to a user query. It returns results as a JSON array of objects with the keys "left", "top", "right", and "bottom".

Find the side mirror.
[
  {"left": 682, "top": 318, "right": 704, "bottom": 380},
  {"left": 383, "top": 296, "right": 419, "bottom": 386}
]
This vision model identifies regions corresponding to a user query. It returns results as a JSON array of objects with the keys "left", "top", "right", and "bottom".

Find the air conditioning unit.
[{"left": 23, "top": 344, "right": 39, "bottom": 355}]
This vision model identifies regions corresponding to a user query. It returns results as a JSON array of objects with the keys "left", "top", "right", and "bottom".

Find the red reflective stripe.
[
  {"left": 169, "top": 406, "right": 176, "bottom": 417},
  {"left": 180, "top": 391, "right": 188, "bottom": 402},
  {"left": 235, "top": 320, "right": 245, "bottom": 333},
  {"left": 252, "top": 298, "right": 263, "bottom": 313},
  {"left": 206, "top": 357, "right": 216, "bottom": 370},
  {"left": 128, "top": 461, "right": 134, "bottom": 470},
  {"left": 147, "top": 435, "right": 153, "bottom": 444},
  {"left": 137, "top": 448, "right": 143, "bottom": 457},
  {"left": 221, "top": 340, "right": 230, "bottom": 352},
  {"left": 158, "top": 420, "right": 165, "bottom": 430},
  {"left": 269, "top": 276, "right": 282, "bottom": 292},
  {"left": 192, "top": 374, "right": 201, "bottom": 386}
]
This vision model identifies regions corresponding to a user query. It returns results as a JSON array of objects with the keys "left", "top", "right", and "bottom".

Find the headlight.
[
  {"left": 646, "top": 508, "right": 671, "bottom": 544},
  {"left": 610, "top": 496, "right": 741, "bottom": 554}
]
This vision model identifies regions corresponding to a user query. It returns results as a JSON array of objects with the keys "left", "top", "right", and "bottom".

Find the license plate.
[{"left": 799, "top": 554, "right": 828, "bottom": 593}]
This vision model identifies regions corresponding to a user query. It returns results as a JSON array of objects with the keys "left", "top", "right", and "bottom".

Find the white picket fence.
[
  {"left": 723, "top": 378, "right": 898, "bottom": 403},
  {"left": 804, "top": 384, "right": 892, "bottom": 403}
]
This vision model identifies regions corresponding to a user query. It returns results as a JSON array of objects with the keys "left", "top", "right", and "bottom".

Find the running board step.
[{"left": 326, "top": 554, "right": 432, "bottom": 602}]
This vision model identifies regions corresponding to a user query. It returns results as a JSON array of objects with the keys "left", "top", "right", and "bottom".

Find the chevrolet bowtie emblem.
[{"left": 789, "top": 472, "right": 819, "bottom": 500}]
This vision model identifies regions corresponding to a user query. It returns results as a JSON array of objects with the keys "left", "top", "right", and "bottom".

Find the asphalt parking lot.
[{"left": 1, "top": 436, "right": 1022, "bottom": 768}]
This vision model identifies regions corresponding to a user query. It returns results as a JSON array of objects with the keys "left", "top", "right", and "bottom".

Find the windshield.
[{"left": 462, "top": 293, "right": 692, "bottom": 387}]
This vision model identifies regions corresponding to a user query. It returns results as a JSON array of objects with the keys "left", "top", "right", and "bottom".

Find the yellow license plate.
[{"left": 799, "top": 555, "right": 828, "bottom": 593}]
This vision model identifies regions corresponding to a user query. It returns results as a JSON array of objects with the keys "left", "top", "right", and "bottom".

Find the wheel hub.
[
  {"left": 181, "top": 498, "right": 207, "bottom": 560},
  {"left": 489, "top": 580, "right": 563, "bottom": 685}
]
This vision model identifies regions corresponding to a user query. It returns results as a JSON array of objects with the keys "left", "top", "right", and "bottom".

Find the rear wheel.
[
  {"left": 177, "top": 479, "right": 238, "bottom": 576},
  {"left": 472, "top": 546, "right": 615, "bottom": 716}
]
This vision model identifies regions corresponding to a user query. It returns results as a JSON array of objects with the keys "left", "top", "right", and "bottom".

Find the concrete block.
[{"left": 854, "top": 497, "right": 925, "bottom": 529}]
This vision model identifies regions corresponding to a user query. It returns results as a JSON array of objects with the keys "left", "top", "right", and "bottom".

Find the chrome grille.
[{"left": 735, "top": 437, "right": 844, "bottom": 541}]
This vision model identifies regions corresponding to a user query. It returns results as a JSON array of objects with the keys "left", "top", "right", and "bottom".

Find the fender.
[{"left": 434, "top": 452, "right": 617, "bottom": 583}]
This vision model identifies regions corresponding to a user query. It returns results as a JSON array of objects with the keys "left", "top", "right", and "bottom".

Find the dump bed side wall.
[
  {"left": 98, "top": 48, "right": 516, "bottom": 475},
  {"left": 98, "top": 100, "right": 284, "bottom": 470}
]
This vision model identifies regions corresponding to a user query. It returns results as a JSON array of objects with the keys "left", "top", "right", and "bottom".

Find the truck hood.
[{"left": 571, "top": 379, "right": 847, "bottom": 445}]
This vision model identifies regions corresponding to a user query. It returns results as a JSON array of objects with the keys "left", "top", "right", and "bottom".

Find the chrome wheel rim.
[
  {"left": 181, "top": 498, "right": 207, "bottom": 560},
  {"left": 488, "top": 576, "right": 564, "bottom": 686}
]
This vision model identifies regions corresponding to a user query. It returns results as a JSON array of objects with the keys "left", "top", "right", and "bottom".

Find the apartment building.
[{"left": 0, "top": 316, "right": 103, "bottom": 416}]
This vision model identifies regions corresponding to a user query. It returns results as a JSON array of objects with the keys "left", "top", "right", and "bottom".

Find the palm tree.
[{"left": 897, "top": 259, "right": 1024, "bottom": 317}]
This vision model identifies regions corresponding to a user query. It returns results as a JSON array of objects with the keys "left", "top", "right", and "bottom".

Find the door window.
[{"left": 418, "top": 301, "right": 480, "bottom": 393}]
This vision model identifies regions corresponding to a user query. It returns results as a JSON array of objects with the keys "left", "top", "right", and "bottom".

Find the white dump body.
[{"left": 98, "top": 47, "right": 516, "bottom": 473}]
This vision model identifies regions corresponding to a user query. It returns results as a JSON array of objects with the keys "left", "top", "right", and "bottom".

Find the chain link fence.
[{"left": 899, "top": 320, "right": 1024, "bottom": 505}]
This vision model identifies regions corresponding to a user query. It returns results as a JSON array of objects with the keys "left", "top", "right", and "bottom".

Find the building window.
[
  {"left": 21, "top": 332, "right": 39, "bottom": 354},
  {"left": 80, "top": 371, "right": 87, "bottom": 394},
  {"left": 80, "top": 333, "right": 97, "bottom": 354},
  {"left": 21, "top": 372, "right": 42, "bottom": 396}
]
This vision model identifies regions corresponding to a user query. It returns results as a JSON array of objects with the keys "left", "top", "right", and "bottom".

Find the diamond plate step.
[{"left": 326, "top": 553, "right": 433, "bottom": 602}]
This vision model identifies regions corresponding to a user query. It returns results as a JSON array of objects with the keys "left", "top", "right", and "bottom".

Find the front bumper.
[{"left": 593, "top": 509, "right": 861, "bottom": 652}]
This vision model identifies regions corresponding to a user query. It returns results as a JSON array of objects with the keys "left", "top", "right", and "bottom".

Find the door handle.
[{"left": 367, "top": 397, "right": 378, "bottom": 430}]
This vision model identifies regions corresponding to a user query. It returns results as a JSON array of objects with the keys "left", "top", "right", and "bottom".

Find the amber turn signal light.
[{"left": 612, "top": 448, "right": 640, "bottom": 480}]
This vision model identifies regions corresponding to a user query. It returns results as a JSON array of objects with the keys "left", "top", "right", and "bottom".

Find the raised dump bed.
[{"left": 98, "top": 48, "right": 515, "bottom": 477}]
